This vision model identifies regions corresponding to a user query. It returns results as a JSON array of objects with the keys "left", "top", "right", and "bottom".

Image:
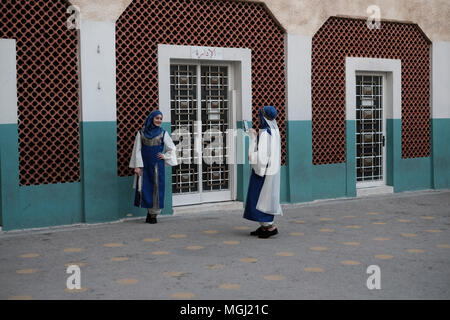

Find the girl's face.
[{"left": 153, "top": 114, "right": 163, "bottom": 127}]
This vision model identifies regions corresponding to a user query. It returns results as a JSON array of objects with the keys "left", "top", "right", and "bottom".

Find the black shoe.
[
  {"left": 258, "top": 228, "right": 278, "bottom": 239},
  {"left": 145, "top": 214, "right": 157, "bottom": 224},
  {"left": 250, "top": 226, "right": 264, "bottom": 236}
]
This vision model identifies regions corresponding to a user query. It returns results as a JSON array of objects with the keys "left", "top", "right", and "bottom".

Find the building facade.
[{"left": 0, "top": 0, "right": 449, "bottom": 231}]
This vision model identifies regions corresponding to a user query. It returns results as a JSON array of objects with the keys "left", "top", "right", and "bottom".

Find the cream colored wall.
[{"left": 69, "top": 0, "right": 450, "bottom": 41}]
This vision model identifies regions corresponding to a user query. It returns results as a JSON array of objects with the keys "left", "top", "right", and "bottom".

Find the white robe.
[
  {"left": 129, "top": 131, "right": 178, "bottom": 192},
  {"left": 248, "top": 119, "right": 283, "bottom": 216}
]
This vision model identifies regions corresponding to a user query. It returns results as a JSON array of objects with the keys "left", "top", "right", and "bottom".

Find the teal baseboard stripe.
[
  {"left": 388, "top": 119, "right": 432, "bottom": 192},
  {"left": 0, "top": 123, "right": 20, "bottom": 230},
  {"left": 80, "top": 121, "right": 119, "bottom": 223},
  {"left": 286, "top": 121, "right": 313, "bottom": 203},
  {"left": 312, "top": 163, "right": 347, "bottom": 200},
  {"left": 432, "top": 118, "right": 450, "bottom": 189},
  {"left": 345, "top": 120, "right": 356, "bottom": 197},
  {"left": 16, "top": 182, "right": 83, "bottom": 230}
]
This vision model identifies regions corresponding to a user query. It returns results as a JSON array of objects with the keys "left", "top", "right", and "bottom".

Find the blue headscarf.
[
  {"left": 258, "top": 106, "right": 278, "bottom": 135},
  {"left": 143, "top": 110, "right": 164, "bottom": 139}
]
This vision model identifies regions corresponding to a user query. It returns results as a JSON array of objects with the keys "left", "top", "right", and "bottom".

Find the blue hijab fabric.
[
  {"left": 258, "top": 106, "right": 278, "bottom": 135},
  {"left": 143, "top": 110, "right": 163, "bottom": 139}
]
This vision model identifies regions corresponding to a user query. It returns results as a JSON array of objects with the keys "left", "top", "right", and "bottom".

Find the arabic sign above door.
[{"left": 191, "top": 46, "right": 223, "bottom": 60}]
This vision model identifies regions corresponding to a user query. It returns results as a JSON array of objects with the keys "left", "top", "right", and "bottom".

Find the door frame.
[
  {"left": 345, "top": 57, "right": 402, "bottom": 194},
  {"left": 158, "top": 45, "right": 252, "bottom": 206}
]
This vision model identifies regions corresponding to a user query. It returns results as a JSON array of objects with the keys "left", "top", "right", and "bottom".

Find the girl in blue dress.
[
  {"left": 244, "top": 106, "right": 283, "bottom": 238},
  {"left": 129, "top": 110, "right": 177, "bottom": 224}
]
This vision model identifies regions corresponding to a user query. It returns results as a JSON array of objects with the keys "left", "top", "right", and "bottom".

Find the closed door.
[
  {"left": 170, "top": 63, "right": 233, "bottom": 206},
  {"left": 356, "top": 74, "right": 385, "bottom": 187}
]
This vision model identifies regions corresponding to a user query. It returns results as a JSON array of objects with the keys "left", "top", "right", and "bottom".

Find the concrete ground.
[{"left": 1, "top": 189, "right": 449, "bottom": 300}]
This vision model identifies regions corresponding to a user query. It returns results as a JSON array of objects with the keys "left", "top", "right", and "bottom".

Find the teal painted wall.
[
  {"left": 386, "top": 119, "right": 433, "bottom": 192},
  {"left": 17, "top": 183, "right": 83, "bottom": 229},
  {"left": 345, "top": 120, "right": 356, "bottom": 197},
  {"left": 432, "top": 118, "right": 450, "bottom": 189},
  {"left": 80, "top": 121, "right": 119, "bottom": 223},
  {"left": 0, "top": 124, "right": 19, "bottom": 230},
  {"left": 286, "top": 121, "right": 313, "bottom": 202}
]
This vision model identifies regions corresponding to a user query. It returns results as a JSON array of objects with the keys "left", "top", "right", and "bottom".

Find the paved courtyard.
[{"left": 1, "top": 189, "right": 449, "bottom": 300}]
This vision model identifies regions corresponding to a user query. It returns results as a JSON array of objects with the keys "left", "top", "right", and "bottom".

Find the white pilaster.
[
  {"left": 285, "top": 34, "right": 312, "bottom": 121},
  {"left": 432, "top": 41, "right": 450, "bottom": 119},
  {"left": 79, "top": 20, "right": 117, "bottom": 122},
  {"left": 0, "top": 39, "right": 18, "bottom": 125}
]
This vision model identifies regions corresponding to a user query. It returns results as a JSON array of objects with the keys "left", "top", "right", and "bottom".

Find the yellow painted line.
[
  {"left": 437, "top": 244, "right": 450, "bottom": 249},
  {"left": 219, "top": 283, "right": 241, "bottom": 289},
  {"left": 64, "top": 248, "right": 83, "bottom": 253},
  {"left": 64, "top": 287, "right": 88, "bottom": 293},
  {"left": 346, "top": 225, "right": 361, "bottom": 229},
  {"left": 187, "top": 246, "right": 204, "bottom": 250},
  {"left": 276, "top": 252, "right": 294, "bottom": 257},
  {"left": 8, "top": 295, "right": 32, "bottom": 300},
  {"left": 401, "top": 233, "right": 417, "bottom": 237},
  {"left": 344, "top": 242, "right": 360, "bottom": 246},
  {"left": 406, "top": 249, "right": 424, "bottom": 253},
  {"left": 426, "top": 229, "right": 441, "bottom": 233},
  {"left": 16, "top": 269, "right": 37, "bottom": 274},
  {"left": 19, "top": 253, "right": 39, "bottom": 258},
  {"left": 319, "top": 228, "right": 334, "bottom": 232},
  {"left": 170, "top": 234, "right": 187, "bottom": 239},
  {"left": 239, "top": 258, "right": 258, "bottom": 263},
  {"left": 223, "top": 241, "right": 240, "bottom": 245},
  {"left": 205, "top": 264, "right": 225, "bottom": 269},
  {"left": 104, "top": 243, "right": 122, "bottom": 248},
  {"left": 152, "top": 251, "right": 169, "bottom": 255},
  {"left": 397, "top": 219, "right": 410, "bottom": 222},
  {"left": 343, "top": 216, "right": 356, "bottom": 218},
  {"left": 420, "top": 216, "right": 435, "bottom": 220},
  {"left": 375, "top": 254, "right": 394, "bottom": 260},
  {"left": 163, "top": 271, "right": 184, "bottom": 277},
  {"left": 172, "top": 292, "right": 195, "bottom": 299},
  {"left": 310, "top": 246, "right": 327, "bottom": 251},
  {"left": 289, "top": 232, "right": 304, "bottom": 236},
  {"left": 235, "top": 226, "right": 250, "bottom": 230},
  {"left": 372, "top": 222, "right": 386, "bottom": 225},
  {"left": 367, "top": 212, "right": 379, "bottom": 215},
  {"left": 264, "top": 275, "right": 285, "bottom": 280},
  {"left": 341, "top": 260, "right": 361, "bottom": 265},
  {"left": 204, "top": 230, "right": 219, "bottom": 234},
  {"left": 373, "top": 237, "right": 389, "bottom": 241},
  {"left": 143, "top": 238, "right": 160, "bottom": 242},
  {"left": 110, "top": 257, "right": 129, "bottom": 262},
  {"left": 304, "top": 267, "right": 324, "bottom": 272},
  {"left": 292, "top": 220, "right": 305, "bottom": 224},
  {"left": 319, "top": 218, "right": 333, "bottom": 221},
  {"left": 116, "top": 278, "right": 138, "bottom": 285}
]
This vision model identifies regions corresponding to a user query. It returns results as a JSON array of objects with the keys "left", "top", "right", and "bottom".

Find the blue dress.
[
  {"left": 134, "top": 130, "right": 166, "bottom": 209},
  {"left": 243, "top": 169, "right": 274, "bottom": 223}
]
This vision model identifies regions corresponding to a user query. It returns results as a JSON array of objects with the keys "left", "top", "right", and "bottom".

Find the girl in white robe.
[
  {"left": 244, "top": 106, "right": 282, "bottom": 238},
  {"left": 129, "top": 110, "right": 177, "bottom": 224}
]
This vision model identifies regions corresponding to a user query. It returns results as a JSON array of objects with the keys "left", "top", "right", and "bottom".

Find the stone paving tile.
[{"left": 0, "top": 190, "right": 449, "bottom": 299}]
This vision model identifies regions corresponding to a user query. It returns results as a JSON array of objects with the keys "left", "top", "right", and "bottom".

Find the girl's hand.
[
  {"left": 157, "top": 153, "right": 165, "bottom": 160},
  {"left": 135, "top": 168, "right": 143, "bottom": 176},
  {"left": 248, "top": 128, "right": 257, "bottom": 140}
]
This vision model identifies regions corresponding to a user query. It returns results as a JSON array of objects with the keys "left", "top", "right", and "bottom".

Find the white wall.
[{"left": 0, "top": 39, "right": 18, "bottom": 125}]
